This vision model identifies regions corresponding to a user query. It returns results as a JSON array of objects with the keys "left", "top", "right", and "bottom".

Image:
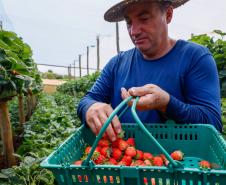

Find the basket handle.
[
  {"left": 82, "top": 96, "right": 133, "bottom": 167},
  {"left": 131, "top": 97, "right": 183, "bottom": 169}
]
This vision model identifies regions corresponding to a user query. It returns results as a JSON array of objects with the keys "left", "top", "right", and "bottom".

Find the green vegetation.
[{"left": 189, "top": 30, "right": 226, "bottom": 97}]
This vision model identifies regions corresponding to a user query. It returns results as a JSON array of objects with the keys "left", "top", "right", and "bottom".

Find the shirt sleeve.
[
  {"left": 77, "top": 56, "right": 117, "bottom": 124},
  {"left": 165, "top": 53, "right": 222, "bottom": 132}
]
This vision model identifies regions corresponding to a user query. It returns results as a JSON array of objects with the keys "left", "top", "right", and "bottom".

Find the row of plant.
[
  {"left": 0, "top": 93, "right": 78, "bottom": 185},
  {"left": 0, "top": 30, "right": 42, "bottom": 167},
  {"left": 0, "top": 71, "right": 100, "bottom": 184},
  {"left": 57, "top": 71, "right": 100, "bottom": 97}
]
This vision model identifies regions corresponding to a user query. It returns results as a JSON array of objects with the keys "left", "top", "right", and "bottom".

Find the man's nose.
[{"left": 130, "top": 22, "right": 141, "bottom": 37}]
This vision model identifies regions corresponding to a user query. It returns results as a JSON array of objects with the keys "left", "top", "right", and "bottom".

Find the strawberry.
[
  {"left": 144, "top": 178, "right": 155, "bottom": 185},
  {"left": 117, "top": 130, "right": 125, "bottom": 138},
  {"left": 112, "top": 148, "right": 122, "bottom": 161},
  {"left": 121, "top": 155, "right": 132, "bottom": 166},
  {"left": 199, "top": 160, "right": 211, "bottom": 169},
  {"left": 98, "top": 139, "right": 110, "bottom": 147},
  {"left": 126, "top": 138, "right": 135, "bottom": 146},
  {"left": 118, "top": 139, "right": 129, "bottom": 151},
  {"left": 135, "top": 150, "right": 144, "bottom": 160},
  {"left": 117, "top": 160, "right": 126, "bottom": 166},
  {"left": 111, "top": 138, "right": 120, "bottom": 148},
  {"left": 125, "top": 146, "right": 137, "bottom": 158},
  {"left": 100, "top": 146, "right": 111, "bottom": 158},
  {"left": 74, "top": 160, "right": 82, "bottom": 165},
  {"left": 159, "top": 154, "right": 169, "bottom": 166},
  {"left": 108, "top": 158, "right": 117, "bottom": 165},
  {"left": 153, "top": 156, "right": 164, "bottom": 166},
  {"left": 170, "top": 150, "right": 184, "bottom": 161},
  {"left": 78, "top": 175, "right": 82, "bottom": 182},
  {"left": 103, "top": 176, "right": 114, "bottom": 183},
  {"left": 93, "top": 154, "right": 106, "bottom": 165},
  {"left": 130, "top": 159, "right": 143, "bottom": 166},
  {"left": 143, "top": 152, "right": 153, "bottom": 160},
  {"left": 143, "top": 159, "right": 152, "bottom": 166},
  {"left": 143, "top": 177, "right": 148, "bottom": 185},
  {"left": 84, "top": 146, "right": 92, "bottom": 155}
]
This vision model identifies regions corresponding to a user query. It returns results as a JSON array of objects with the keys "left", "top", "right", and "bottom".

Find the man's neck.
[{"left": 142, "top": 38, "right": 176, "bottom": 60}]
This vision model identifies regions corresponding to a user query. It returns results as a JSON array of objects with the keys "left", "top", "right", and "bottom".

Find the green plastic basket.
[{"left": 41, "top": 97, "right": 226, "bottom": 185}]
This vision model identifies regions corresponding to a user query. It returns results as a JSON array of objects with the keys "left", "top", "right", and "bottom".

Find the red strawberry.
[
  {"left": 159, "top": 154, "right": 169, "bottom": 166},
  {"left": 111, "top": 138, "right": 120, "bottom": 148},
  {"left": 108, "top": 158, "right": 117, "bottom": 165},
  {"left": 103, "top": 176, "right": 114, "bottom": 183},
  {"left": 117, "top": 160, "right": 126, "bottom": 166},
  {"left": 118, "top": 139, "right": 129, "bottom": 151},
  {"left": 143, "top": 177, "right": 148, "bottom": 185},
  {"left": 84, "top": 146, "right": 92, "bottom": 155},
  {"left": 143, "top": 152, "right": 153, "bottom": 160},
  {"left": 98, "top": 139, "right": 110, "bottom": 147},
  {"left": 126, "top": 138, "right": 135, "bottom": 146},
  {"left": 125, "top": 146, "right": 137, "bottom": 158},
  {"left": 153, "top": 156, "right": 164, "bottom": 166},
  {"left": 143, "top": 159, "right": 152, "bottom": 166},
  {"left": 135, "top": 150, "right": 144, "bottom": 160},
  {"left": 144, "top": 178, "right": 155, "bottom": 185},
  {"left": 93, "top": 154, "right": 106, "bottom": 165},
  {"left": 130, "top": 159, "right": 143, "bottom": 166},
  {"left": 121, "top": 155, "right": 132, "bottom": 166},
  {"left": 170, "top": 150, "right": 184, "bottom": 161},
  {"left": 199, "top": 160, "right": 211, "bottom": 169},
  {"left": 112, "top": 148, "right": 122, "bottom": 161},
  {"left": 78, "top": 175, "right": 82, "bottom": 182},
  {"left": 100, "top": 147, "right": 111, "bottom": 158},
  {"left": 74, "top": 160, "right": 82, "bottom": 165}
]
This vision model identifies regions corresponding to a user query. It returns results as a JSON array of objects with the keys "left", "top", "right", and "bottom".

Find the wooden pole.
[
  {"left": 18, "top": 95, "right": 25, "bottom": 125},
  {"left": 96, "top": 35, "right": 100, "bottom": 71},
  {"left": 74, "top": 60, "right": 76, "bottom": 79},
  {"left": 0, "top": 101, "right": 16, "bottom": 167},
  {"left": 87, "top": 46, "right": 89, "bottom": 75},
  {"left": 26, "top": 94, "right": 32, "bottom": 120},
  {"left": 79, "top": 54, "right": 82, "bottom": 77}
]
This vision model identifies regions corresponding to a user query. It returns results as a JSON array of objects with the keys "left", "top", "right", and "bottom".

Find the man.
[{"left": 77, "top": 0, "right": 222, "bottom": 141}]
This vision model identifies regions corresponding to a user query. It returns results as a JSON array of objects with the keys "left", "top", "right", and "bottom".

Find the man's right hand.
[{"left": 85, "top": 102, "right": 122, "bottom": 141}]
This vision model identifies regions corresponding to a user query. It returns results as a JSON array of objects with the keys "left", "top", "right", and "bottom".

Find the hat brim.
[{"left": 104, "top": 0, "right": 190, "bottom": 22}]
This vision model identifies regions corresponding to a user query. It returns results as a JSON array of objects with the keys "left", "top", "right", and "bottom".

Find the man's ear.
[{"left": 166, "top": 6, "right": 173, "bottom": 24}]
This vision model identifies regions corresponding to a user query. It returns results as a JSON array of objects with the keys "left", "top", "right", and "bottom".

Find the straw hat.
[{"left": 104, "top": 0, "right": 190, "bottom": 22}]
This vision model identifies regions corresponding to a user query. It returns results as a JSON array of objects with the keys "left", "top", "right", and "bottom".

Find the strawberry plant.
[
  {"left": 189, "top": 30, "right": 226, "bottom": 97},
  {"left": 57, "top": 71, "right": 100, "bottom": 97}
]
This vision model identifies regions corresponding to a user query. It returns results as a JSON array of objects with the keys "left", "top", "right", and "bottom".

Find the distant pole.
[
  {"left": 0, "top": 21, "right": 2, "bottom": 30},
  {"left": 96, "top": 35, "right": 100, "bottom": 71},
  {"left": 74, "top": 60, "right": 76, "bottom": 79},
  {"left": 87, "top": 46, "right": 89, "bottom": 75},
  {"left": 116, "top": 22, "right": 120, "bottom": 54},
  {"left": 67, "top": 66, "right": 70, "bottom": 80},
  {"left": 69, "top": 64, "right": 72, "bottom": 80},
  {"left": 79, "top": 54, "right": 82, "bottom": 77}
]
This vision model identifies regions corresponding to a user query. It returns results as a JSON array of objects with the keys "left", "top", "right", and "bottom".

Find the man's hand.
[
  {"left": 121, "top": 84, "right": 170, "bottom": 112},
  {"left": 86, "top": 102, "right": 122, "bottom": 141}
]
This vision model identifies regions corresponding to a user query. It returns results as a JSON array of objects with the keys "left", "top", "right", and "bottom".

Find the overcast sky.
[{"left": 0, "top": 0, "right": 226, "bottom": 75}]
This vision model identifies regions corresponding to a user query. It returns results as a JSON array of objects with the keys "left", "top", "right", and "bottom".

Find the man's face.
[{"left": 124, "top": 2, "right": 172, "bottom": 58}]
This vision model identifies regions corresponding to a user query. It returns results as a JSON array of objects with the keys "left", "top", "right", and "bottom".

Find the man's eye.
[{"left": 140, "top": 17, "right": 149, "bottom": 21}]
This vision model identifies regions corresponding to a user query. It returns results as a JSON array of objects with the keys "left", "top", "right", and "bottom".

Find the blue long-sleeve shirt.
[{"left": 77, "top": 40, "right": 222, "bottom": 132}]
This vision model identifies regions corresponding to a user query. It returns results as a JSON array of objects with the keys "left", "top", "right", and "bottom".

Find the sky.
[{"left": 0, "top": 0, "right": 226, "bottom": 76}]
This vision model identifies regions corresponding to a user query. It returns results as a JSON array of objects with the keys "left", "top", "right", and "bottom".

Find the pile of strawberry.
[
  {"left": 75, "top": 133, "right": 176, "bottom": 167},
  {"left": 74, "top": 134, "right": 212, "bottom": 169}
]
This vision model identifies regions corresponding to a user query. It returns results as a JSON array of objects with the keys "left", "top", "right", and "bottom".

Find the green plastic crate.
[{"left": 41, "top": 97, "right": 226, "bottom": 185}]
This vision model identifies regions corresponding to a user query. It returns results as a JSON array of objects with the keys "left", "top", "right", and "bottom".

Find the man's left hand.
[{"left": 121, "top": 84, "right": 170, "bottom": 112}]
